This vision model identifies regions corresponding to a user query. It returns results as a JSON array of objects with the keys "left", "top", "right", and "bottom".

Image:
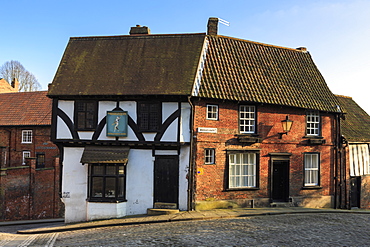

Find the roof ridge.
[
  {"left": 213, "top": 35, "right": 307, "bottom": 52},
  {"left": 335, "top": 94, "right": 352, "bottom": 99},
  {"left": 70, "top": 33, "right": 207, "bottom": 40}
]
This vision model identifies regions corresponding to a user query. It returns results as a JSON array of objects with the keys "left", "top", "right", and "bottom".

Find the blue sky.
[{"left": 1, "top": 0, "right": 370, "bottom": 113}]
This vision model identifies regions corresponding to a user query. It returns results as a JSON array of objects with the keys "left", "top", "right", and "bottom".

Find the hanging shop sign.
[{"left": 106, "top": 111, "right": 128, "bottom": 137}]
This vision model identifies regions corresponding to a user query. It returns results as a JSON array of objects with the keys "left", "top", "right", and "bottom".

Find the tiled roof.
[
  {"left": 0, "top": 91, "right": 51, "bottom": 126},
  {"left": 336, "top": 95, "right": 370, "bottom": 142},
  {"left": 48, "top": 31, "right": 339, "bottom": 113},
  {"left": 199, "top": 36, "right": 340, "bottom": 112},
  {"left": 48, "top": 34, "right": 206, "bottom": 97}
]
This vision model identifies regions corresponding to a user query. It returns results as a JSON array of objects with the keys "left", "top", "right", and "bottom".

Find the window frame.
[
  {"left": 239, "top": 105, "right": 256, "bottom": 134},
  {"left": 204, "top": 148, "right": 215, "bottom": 165},
  {"left": 206, "top": 104, "right": 219, "bottom": 120},
  {"left": 227, "top": 151, "right": 259, "bottom": 190},
  {"left": 74, "top": 100, "right": 98, "bottom": 131},
  {"left": 306, "top": 111, "right": 321, "bottom": 136},
  {"left": 22, "top": 151, "right": 31, "bottom": 165},
  {"left": 137, "top": 101, "right": 161, "bottom": 132},
  {"left": 304, "top": 152, "right": 320, "bottom": 187},
  {"left": 36, "top": 152, "right": 45, "bottom": 169},
  {"left": 88, "top": 163, "right": 127, "bottom": 202},
  {"left": 22, "top": 130, "right": 33, "bottom": 144}
]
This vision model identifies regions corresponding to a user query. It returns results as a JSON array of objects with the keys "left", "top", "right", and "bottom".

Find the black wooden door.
[
  {"left": 154, "top": 156, "right": 179, "bottom": 205},
  {"left": 350, "top": 177, "right": 361, "bottom": 208},
  {"left": 272, "top": 160, "right": 290, "bottom": 202}
]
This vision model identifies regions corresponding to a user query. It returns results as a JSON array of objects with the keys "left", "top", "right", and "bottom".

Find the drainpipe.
[{"left": 187, "top": 96, "right": 196, "bottom": 211}]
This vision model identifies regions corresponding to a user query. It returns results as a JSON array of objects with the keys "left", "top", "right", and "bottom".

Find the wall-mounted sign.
[
  {"left": 106, "top": 111, "right": 128, "bottom": 137},
  {"left": 198, "top": 127, "right": 217, "bottom": 133}
]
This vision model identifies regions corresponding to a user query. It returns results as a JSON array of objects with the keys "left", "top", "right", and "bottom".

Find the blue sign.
[{"left": 106, "top": 111, "right": 128, "bottom": 137}]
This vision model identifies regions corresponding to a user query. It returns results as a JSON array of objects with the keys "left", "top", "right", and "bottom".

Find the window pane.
[
  {"left": 92, "top": 177, "right": 103, "bottom": 197},
  {"left": 105, "top": 177, "right": 116, "bottom": 197},
  {"left": 118, "top": 177, "right": 125, "bottom": 198},
  {"left": 118, "top": 166, "right": 125, "bottom": 175},
  {"left": 106, "top": 165, "right": 116, "bottom": 175},
  {"left": 93, "top": 165, "right": 104, "bottom": 175}
]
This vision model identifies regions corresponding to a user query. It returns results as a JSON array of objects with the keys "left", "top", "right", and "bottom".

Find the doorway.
[
  {"left": 350, "top": 176, "right": 361, "bottom": 208},
  {"left": 271, "top": 160, "right": 290, "bottom": 202},
  {"left": 154, "top": 156, "right": 179, "bottom": 206}
]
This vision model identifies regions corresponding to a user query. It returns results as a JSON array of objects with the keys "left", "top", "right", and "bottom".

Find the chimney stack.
[
  {"left": 129, "top": 25, "right": 151, "bottom": 35},
  {"left": 207, "top": 17, "right": 219, "bottom": 36},
  {"left": 11, "top": 78, "right": 19, "bottom": 91}
]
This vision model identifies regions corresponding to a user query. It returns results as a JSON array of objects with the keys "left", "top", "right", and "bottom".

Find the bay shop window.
[{"left": 81, "top": 146, "right": 130, "bottom": 202}]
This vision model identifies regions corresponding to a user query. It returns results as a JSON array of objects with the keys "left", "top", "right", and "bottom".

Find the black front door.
[
  {"left": 350, "top": 177, "right": 361, "bottom": 208},
  {"left": 154, "top": 156, "right": 179, "bottom": 205},
  {"left": 272, "top": 160, "right": 290, "bottom": 202}
]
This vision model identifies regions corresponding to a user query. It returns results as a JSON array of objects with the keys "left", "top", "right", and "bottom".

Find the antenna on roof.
[{"left": 218, "top": 18, "right": 230, "bottom": 26}]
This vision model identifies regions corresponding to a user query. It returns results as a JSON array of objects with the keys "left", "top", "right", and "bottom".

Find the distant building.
[
  {"left": 0, "top": 91, "right": 62, "bottom": 221},
  {"left": 0, "top": 78, "right": 18, "bottom": 93},
  {"left": 336, "top": 95, "right": 370, "bottom": 209}
]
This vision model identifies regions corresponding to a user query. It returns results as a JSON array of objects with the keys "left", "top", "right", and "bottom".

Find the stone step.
[
  {"left": 270, "top": 202, "right": 292, "bottom": 207},
  {"left": 154, "top": 202, "right": 177, "bottom": 209},
  {"left": 147, "top": 208, "right": 180, "bottom": 216}
]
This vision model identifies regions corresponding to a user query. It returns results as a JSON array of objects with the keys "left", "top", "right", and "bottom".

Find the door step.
[
  {"left": 154, "top": 202, "right": 177, "bottom": 209},
  {"left": 270, "top": 202, "right": 291, "bottom": 207},
  {"left": 147, "top": 208, "right": 180, "bottom": 216}
]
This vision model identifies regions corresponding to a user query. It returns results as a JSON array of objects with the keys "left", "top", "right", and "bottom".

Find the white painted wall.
[
  {"left": 179, "top": 146, "right": 190, "bottom": 210},
  {"left": 126, "top": 149, "right": 154, "bottom": 215},
  {"left": 180, "top": 102, "right": 191, "bottom": 143},
  {"left": 62, "top": 147, "right": 88, "bottom": 223},
  {"left": 56, "top": 100, "right": 191, "bottom": 143},
  {"left": 57, "top": 100, "right": 74, "bottom": 139}
]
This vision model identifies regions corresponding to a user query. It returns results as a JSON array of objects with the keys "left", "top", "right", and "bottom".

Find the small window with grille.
[{"left": 137, "top": 102, "right": 161, "bottom": 132}]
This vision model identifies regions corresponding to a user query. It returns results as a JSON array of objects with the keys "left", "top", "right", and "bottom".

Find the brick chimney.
[
  {"left": 207, "top": 17, "right": 219, "bottom": 36},
  {"left": 11, "top": 78, "right": 19, "bottom": 91},
  {"left": 129, "top": 25, "right": 151, "bottom": 35}
]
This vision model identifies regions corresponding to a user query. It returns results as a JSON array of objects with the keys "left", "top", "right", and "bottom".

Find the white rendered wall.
[
  {"left": 87, "top": 202, "right": 127, "bottom": 221},
  {"left": 62, "top": 147, "right": 88, "bottom": 223},
  {"left": 178, "top": 146, "right": 190, "bottom": 210},
  {"left": 126, "top": 149, "right": 154, "bottom": 215},
  {"left": 180, "top": 102, "right": 191, "bottom": 143},
  {"left": 57, "top": 100, "right": 74, "bottom": 139}
]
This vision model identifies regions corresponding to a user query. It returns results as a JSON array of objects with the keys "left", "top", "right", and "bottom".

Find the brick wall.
[
  {"left": 193, "top": 99, "right": 336, "bottom": 208},
  {"left": 0, "top": 125, "right": 62, "bottom": 221},
  {"left": 0, "top": 157, "right": 63, "bottom": 221}
]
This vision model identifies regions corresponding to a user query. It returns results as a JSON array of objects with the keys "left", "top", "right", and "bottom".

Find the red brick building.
[
  {"left": 0, "top": 91, "right": 62, "bottom": 221},
  {"left": 191, "top": 19, "right": 343, "bottom": 210}
]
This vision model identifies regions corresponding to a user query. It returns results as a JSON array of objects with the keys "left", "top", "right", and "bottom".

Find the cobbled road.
[{"left": 1, "top": 213, "right": 370, "bottom": 246}]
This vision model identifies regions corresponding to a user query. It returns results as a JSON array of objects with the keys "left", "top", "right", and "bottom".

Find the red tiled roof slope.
[
  {"left": 48, "top": 34, "right": 206, "bottom": 97},
  {"left": 336, "top": 95, "right": 370, "bottom": 142},
  {"left": 199, "top": 36, "right": 340, "bottom": 112},
  {"left": 0, "top": 91, "right": 51, "bottom": 126}
]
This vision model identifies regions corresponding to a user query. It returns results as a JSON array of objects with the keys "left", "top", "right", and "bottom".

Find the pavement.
[{"left": 2, "top": 207, "right": 370, "bottom": 235}]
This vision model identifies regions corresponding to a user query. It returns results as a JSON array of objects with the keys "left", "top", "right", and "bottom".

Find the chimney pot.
[{"left": 207, "top": 17, "right": 219, "bottom": 36}]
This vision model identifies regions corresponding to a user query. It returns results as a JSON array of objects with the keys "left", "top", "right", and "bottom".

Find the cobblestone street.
[{"left": 1, "top": 213, "right": 370, "bottom": 246}]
